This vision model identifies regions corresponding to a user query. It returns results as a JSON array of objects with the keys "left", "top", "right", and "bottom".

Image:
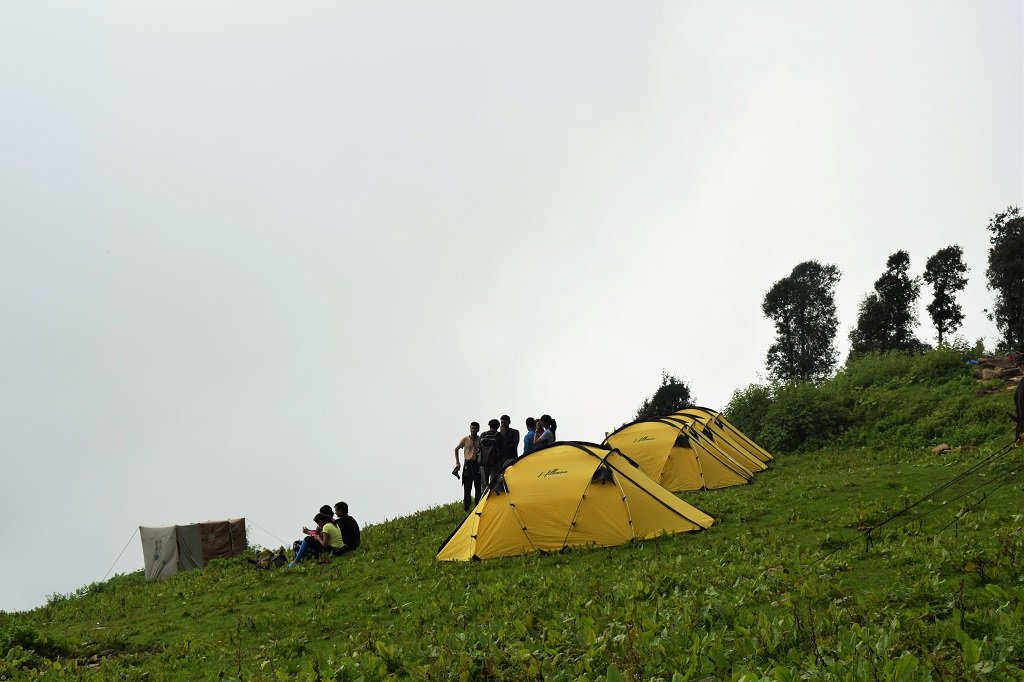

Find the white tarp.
[{"left": 140, "top": 526, "right": 184, "bottom": 580}]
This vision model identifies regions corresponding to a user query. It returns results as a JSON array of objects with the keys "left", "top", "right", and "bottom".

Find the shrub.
[
  {"left": 759, "top": 380, "right": 850, "bottom": 453},
  {"left": 724, "top": 383, "right": 773, "bottom": 444},
  {"left": 834, "top": 351, "right": 915, "bottom": 390}
]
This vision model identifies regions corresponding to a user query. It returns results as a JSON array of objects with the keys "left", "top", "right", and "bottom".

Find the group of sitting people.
[{"left": 288, "top": 500, "right": 361, "bottom": 568}]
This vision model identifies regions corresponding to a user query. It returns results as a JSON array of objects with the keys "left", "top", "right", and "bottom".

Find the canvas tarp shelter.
[
  {"left": 604, "top": 418, "right": 756, "bottom": 492},
  {"left": 671, "top": 406, "right": 774, "bottom": 464},
  {"left": 140, "top": 518, "right": 247, "bottom": 580},
  {"left": 436, "top": 442, "right": 713, "bottom": 561}
]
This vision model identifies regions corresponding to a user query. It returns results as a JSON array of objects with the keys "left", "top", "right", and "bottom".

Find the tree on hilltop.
[
  {"left": 985, "top": 206, "right": 1024, "bottom": 352},
  {"left": 762, "top": 260, "right": 841, "bottom": 382},
  {"left": 923, "top": 245, "right": 968, "bottom": 346},
  {"left": 635, "top": 370, "right": 693, "bottom": 420},
  {"left": 850, "top": 250, "right": 924, "bottom": 356}
]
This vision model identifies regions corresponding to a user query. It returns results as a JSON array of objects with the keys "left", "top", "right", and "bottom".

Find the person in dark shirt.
[
  {"left": 333, "top": 501, "right": 361, "bottom": 554},
  {"left": 499, "top": 414, "right": 520, "bottom": 463},
  {"left": 477, "top": 419, "right": 503, "bottom": 490}
]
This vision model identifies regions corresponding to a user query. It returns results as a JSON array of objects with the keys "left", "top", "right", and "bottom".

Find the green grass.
[
  {"left": 726, "top": 346, "right": 1018, "bottom": 455},
  {"left": 4, "top": 438, "right": 1024, "bottom": 680},
  {"left": 5, "top": 349, "right": 1023, "bottom": 679}
]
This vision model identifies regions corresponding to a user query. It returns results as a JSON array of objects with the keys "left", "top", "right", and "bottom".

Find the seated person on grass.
[
  {"left": 289, "top": 513, "right": 345, "bottom": 567},
  {"left": 332, "top": 501, "right": 360, "bottom": 555},
  {"left": 292, "top": 505, "right": 335, "bottom": 553}
]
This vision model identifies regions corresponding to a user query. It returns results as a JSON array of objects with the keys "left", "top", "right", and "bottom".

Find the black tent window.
[
  {"left": 675, "top": 434, "right": 690, "bottom": 448},
  {"left": 591, "top": 466, "right": 614, "bottom": 484}
]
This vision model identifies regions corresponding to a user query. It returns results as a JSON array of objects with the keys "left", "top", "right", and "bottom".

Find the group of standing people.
[
  {"left": 289, "top": 501, "right": 361, "bottom": 568},
  {"left": 453, "top": 414, "right": 557, "bottom": 512}
]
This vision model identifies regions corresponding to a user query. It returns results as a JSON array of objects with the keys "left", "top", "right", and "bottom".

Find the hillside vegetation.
[
  {"left": 725, "top": 344, "right": 1015, "bottom": 454},
  {"left": 3, "top": 349, "right": 1023, "bottom": 681}
]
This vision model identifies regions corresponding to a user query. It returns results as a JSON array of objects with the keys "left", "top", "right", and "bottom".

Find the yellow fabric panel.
[
  {"left": 660, "top": 444, "right": 706, "bottom": 491},
  {"left": 563, "top": 479, "right": 633, "bottom": 548},
  {"left": 672, "top": 408, "right": 774, "bottom": 463},
  {"left": 702, "top": 427, "right": 767, "bottom": 471},
  {"left": 687, "top": 428, "right": 755, "bottom": 477},
  {"left": 606, "top": 417, "right": 749, "bottom": 492},
  {"left": 499, "top": 447, "right": 598, "bottom": 550},
  {"left": 603, "top": 421, "right": 676, "bottom": 481},
  {"left": 667, "top": 412, "right": 768, "bottom": 470},
  {"left": 471, "top": 492, "right": 535, "bottom": 559},
  {"left": 436, "top": 443, "right": 713, "bottom": 561},
  {"left": 608, "top": 457, "right": 715, "bottom": 533},
  {"left": 436, "top": 499, "right": 482, "bottom": 561},
  {"left": 688, "top": 439, "right": 751, "bottom": 489}
]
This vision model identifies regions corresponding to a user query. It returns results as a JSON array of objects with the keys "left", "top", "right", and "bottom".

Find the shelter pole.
[{"left": 103, "top": 528, "right": 139, "bottom": 581}]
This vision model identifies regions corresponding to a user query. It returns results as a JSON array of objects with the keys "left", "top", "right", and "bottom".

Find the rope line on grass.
[
  {"left": 929, "top": 464, "right": 1024, "bottom": 537},
  {"left": 103, "top": 528, "right": 139, "bottom": 581},
  {"left": 809, "top": 439, "right": 1020, "bottom": 566},
  {"left": 880, "top": 460, "right": 1023, "bottom": 537}
]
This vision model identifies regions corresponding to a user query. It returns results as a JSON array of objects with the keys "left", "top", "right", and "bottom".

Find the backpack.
[{"left": 477, "top": 431, "right": 502, "bottom": 467}]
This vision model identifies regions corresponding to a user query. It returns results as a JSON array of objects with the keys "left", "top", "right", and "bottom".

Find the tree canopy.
[
  {"left": 985, "top": 206, "right": 1024, "bottom": 352},
  {"left": 849, "top": 250, "right": 924, "bottom": 356},
  {"left": 635, "top": 370, "right": 693, "bottom": 421},
  {"left": 762, "top": 260, "right": 841, "bottom": 382},
  {"left": 922, "top": 245, "right": 968, "bottom": 346}
]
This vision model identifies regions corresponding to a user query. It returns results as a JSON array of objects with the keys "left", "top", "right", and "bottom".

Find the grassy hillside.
[
  {"left": 725, "top": 346, "right": 1016, "bottom": 454},
  {"left": 3, "top": 351, "right": 1024, "bottom": 680}
]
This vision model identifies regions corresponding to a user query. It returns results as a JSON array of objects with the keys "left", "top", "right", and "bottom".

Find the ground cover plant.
[
  {"left": 725, "top": 344, "right": 1014, "bottom": 454},
  {"left": 4, "top": 349, "right": 1023, "bottom": 680}
]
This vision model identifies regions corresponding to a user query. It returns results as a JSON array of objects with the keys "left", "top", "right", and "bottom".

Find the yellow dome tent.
[
  {"left": 671, "top": 406, "right": 774, "bottom": 465},
  {"left": 604, "top": 419, "right": 756, "bottom": 492},
  {"left": 436, "top": 442, "right": 713, "bottom": 561}
]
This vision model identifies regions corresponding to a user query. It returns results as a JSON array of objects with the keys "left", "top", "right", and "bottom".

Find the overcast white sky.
[{"left": 1, "top": 2, "right": 1021, "bottom": 613}]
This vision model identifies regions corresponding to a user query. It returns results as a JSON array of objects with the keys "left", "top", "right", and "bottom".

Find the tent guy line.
[
  {"left": 809, "top": 438, "right": 1021, "bottom": 566},
  {"left": 103, "top": 528, "right": 139, "bottom": 582}
]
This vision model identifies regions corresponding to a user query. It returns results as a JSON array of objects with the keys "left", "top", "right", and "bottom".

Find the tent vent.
[
  {"left": 674, "top": 434, "right": 690, "bottom": 448},
  {"left": 491, "top": 477, "right": 509, "bottom": 493},
  {"left": 591, "top": 465, "right": 614, "bottom": 484}
]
